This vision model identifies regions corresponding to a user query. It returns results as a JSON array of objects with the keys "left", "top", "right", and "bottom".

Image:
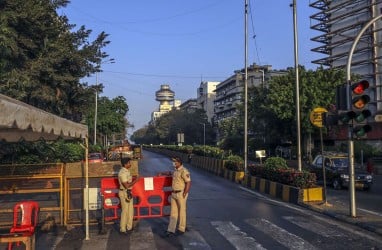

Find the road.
[
  {"left": 105, "top": 151, "right": 382, "bottom": 249},
  {"left": 323, "top": 174, "right": 382, "bottom": 217},
  {"left": 34, "top": 150, "right": 382, "bottom": 249}
]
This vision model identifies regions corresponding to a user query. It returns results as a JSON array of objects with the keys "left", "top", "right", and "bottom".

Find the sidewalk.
[{"left": 303, "top": 199, "right": 382, "bottom": 237}]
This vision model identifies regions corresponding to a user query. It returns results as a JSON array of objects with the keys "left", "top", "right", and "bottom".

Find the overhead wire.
[{"left": 249, "top": 0, "right": 262, "bottom": 65}]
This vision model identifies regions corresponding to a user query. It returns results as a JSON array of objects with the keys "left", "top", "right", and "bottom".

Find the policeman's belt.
[{"left": 172, "top": 190, "right": 182, "bottom": 193}]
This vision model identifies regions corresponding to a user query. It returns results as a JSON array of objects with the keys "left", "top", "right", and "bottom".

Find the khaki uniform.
[
  {"left": 118, "top": 167, "right": 134, "bottom": 232},
  {"left": 167, "top": 166, "right": 191, "bottom": 233}
]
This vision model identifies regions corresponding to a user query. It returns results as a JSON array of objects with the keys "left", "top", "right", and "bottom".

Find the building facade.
[
  {"left": 197, "top": 81, "right": 220, "bottom": 123},
  {"left": 310, "top": 0, "right": 382, "bottom": 141},
  {"left": 151, "top": 84, "right": 176, "bottom": 123},
  {"left": 213, "top": 64, "right": 284, "bottom": 124}
]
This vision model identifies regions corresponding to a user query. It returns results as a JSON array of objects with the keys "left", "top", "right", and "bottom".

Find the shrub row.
[{"left": 144, "top": 144, "right": 316, "bottom": 189}]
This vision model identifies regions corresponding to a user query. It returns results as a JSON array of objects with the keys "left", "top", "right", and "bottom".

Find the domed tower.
[
  {"left": 155, "top": 84, "right": 174, "bottom": 112},
  {"left": 151, "top": 84, "right": 175, "bottom": 122}
]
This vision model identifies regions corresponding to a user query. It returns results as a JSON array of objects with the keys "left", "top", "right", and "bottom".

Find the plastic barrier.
[{"left": 100, "top": 176, "right": 172, "bottom": 222}]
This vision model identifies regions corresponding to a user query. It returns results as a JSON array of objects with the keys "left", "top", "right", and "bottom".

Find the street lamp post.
[
  {"left": 202, "top": 123, "right": 206, "bottom": 153},
  {"left": 292, "top": 0, "right": 302, "bottom": 171},
  {"left": 200, "top": 123, "right": 206, "bottom": 155},
  {"left": 244, "top": 0, "right": 249, "bottom": 174},
  {"left": 94, "top": 73, "right": 98, "bottom": 145}
]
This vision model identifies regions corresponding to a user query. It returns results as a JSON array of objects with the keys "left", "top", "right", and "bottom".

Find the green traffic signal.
[
  {"left": 354, "top": 110, "right": 371, "bottom": 123},
  {"left": 339, "top": 111, "right": 355, "bottom": 124},
  {"left": 353, "top": 124, "right": 372, "bottom": 137}
]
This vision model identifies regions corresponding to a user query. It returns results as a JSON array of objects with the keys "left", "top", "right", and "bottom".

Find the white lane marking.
[
  {"left": 246, "top": 218, "right": 317, "bottom": 250},
  {"left": 211, "top": 221, "right": 266, "bottom": 250},
  {"left": 358, "top": 208, "right": 382, "bottom": 217},
  {"left": 181, "top": 230, "right": 211, "bottom": 250},
  {"left": 81, "top": 229, "right": 110, "bottom": 250},
  {"left": 129, "top": 225, "right": 157, "bottom": 250},
  {"left": 239, "top": 186, "right": 382, "bottom": 244},
  {"left": 283, "top": 216, "right": 345, "bottom": 237}
]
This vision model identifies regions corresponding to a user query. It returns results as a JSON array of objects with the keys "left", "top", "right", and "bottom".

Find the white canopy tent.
[
  {"left": 0, "top": 93, "right": 92, "bottom": 240},
  {"left": 0, "top": 93, "right": 88, "bottom": 142}
]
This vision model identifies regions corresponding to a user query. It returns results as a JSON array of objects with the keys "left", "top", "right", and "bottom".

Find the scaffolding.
[{"left": 310, "top": 0, "right": 382, "bottom": 114}]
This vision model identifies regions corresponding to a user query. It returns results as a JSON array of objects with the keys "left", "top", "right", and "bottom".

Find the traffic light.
[
  {"left": 336, "top": 85, "right": 347, "bottom": 111},
  {"left": 350, "top": 80, "right": 372, "bottom": 138},
  {"left": 338, "top": 111, "right": 355, "bottom": 124}
]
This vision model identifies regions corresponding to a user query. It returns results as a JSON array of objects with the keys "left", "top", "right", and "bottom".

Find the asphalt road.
[
  {"left": 4, "top": 150, "right": 382, "bottom": 250},
  {"left": 97, "top": 150, "right": 381, "bottom": 250},
  {"left": 323, "top": 174, "right": 382, "bottom": 216}
]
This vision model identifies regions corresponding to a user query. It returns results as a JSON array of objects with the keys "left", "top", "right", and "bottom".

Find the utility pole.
[
  {"left": 94, "top": 72, "right": 98, "bottom": 145},
  {"left": 292, "top": 0, "right": 302, "bottom": 171},
  {"left": 244, "top": 0, "right": 248, "bottom": 174},
  {"left": 346, "top": 14, "right": 382, "bottom": 217}
]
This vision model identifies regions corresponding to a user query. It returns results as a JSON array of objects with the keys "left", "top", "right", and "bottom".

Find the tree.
[
  {"left": 247, "top": 66, "right": 346, "bottom": 154},
  {"left": 131, "top": 108, "right": 215, "bottom": 145},
  {"left": 0, "top": 0, "right": 110, "bottom": 122}
]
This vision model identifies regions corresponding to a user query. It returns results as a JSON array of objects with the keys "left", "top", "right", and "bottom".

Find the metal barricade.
[{"left": 100, "top": 176, "right": 172, "bottom": 226}]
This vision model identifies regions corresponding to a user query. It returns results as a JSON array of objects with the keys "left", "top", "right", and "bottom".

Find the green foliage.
[
  {"left": 241, "top": 67, "right": 346, "bottom": 149},
  {"left": 0, "top": 0, "right": 111, "bottom": 123},
  {"left": 132, "top": 109, "right": 215, "bottom": 146},
  {"left": 248, "top": 164, "right": 316, "bottom": 188},
  {"left": 0, "top": 140, "right": 84, "bottom": 164},
  {"left": 354, "top": 141, "right": 382, "bottom": 163},
  {"left": 264, "top": 157, "right": 289, "bottom": 170},
  {"left": 51, "top": 140, "right": 84, "bottom": 163},
  {"left": 224, "top": 155, "right": 244, "bottom": 172}
]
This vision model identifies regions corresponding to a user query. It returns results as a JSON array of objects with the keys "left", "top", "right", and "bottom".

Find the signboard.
[
  {"left": 255, "top": 150, "right": 266, "bottom": 158},
  {"left": 309, "top": 107, "right": 328, "bottom": 128},
  {"left": 375, "top": 114, "right": 382, "bottom": 122},
  {"left": 85, "top": 188, "right": 101, "bottom": 210},
  {"left": 144, "top": 177, "right": 154, "bottom": 191},
  {"left": 177, "top": 133, "right": 184, "bottom": 146},
  {"left": 255, "top": 150, "right": 266, "bottom": 164}
]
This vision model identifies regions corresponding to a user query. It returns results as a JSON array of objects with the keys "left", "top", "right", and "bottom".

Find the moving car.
[
  {"left": 307, "top": 152, "right": 373, "bottom": 190},
  {"left": 88, "top": 152, "right": 103, "bottom": 164}
]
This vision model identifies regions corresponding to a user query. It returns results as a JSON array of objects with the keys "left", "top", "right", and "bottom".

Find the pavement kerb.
[{"left": 300, "top": 202, "right": 382, "bottom": 237}]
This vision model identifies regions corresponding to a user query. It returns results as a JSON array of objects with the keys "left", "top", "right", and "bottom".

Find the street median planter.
[
  {"left": 224, "top": 169, "right": 245, "bottom": 183},
  {"left": 244, "top": 175, "right": 323, "bottom": 204}
]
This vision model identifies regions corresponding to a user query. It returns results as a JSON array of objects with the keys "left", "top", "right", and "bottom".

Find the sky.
[{"left": 58, "top": 0, "right": 321, "bottom": 136}]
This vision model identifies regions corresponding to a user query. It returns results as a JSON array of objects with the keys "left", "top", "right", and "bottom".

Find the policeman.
[
  {"left": 166, "top": 157, "right": 191, "bottom": 236},
  {"left": 118, "top": 157, "right": 138, "bottom": 234}
]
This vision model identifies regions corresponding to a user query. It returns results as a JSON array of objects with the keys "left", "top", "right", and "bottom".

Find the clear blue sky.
[{"left": 59, "top": 0, "right": 321, "bottom": 136}]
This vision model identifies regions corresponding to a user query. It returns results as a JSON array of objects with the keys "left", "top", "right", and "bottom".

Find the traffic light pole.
[{"left": 346, "top": 14, "right": 382, "bottom": 218}]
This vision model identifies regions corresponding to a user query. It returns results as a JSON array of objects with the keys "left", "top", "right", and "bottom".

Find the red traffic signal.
[
  {"left": 351, "top": 80, "right": 369, "bottom": 95},
  {"left": 350, "top": 79, "right": 372, "bottom": 138},
  {"left": 351, "top": 80, "right": 370, "bottom": 110}
]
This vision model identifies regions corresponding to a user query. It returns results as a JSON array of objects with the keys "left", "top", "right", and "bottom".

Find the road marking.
[
  {"left": 239, "top": 186, "right": 382, "bottom": 243},
  {"left": 283, "top": 216, "right": 345, "bottom": 237},
  {"left": 211, "top": 221, "right": 266, "bottom": 250},
  {"left": 81, "top": 229, "right": 110, "bottom": 250},
  {"left": 130, "top": 225, "right": 157, "bottom": 250},
  {"left": 358, "top": 208, "right": 382, "bottom": 217},
  {"left": 246, "top": 218, "right": 317, "bottom": 250},
  {"left": 179, "top": 230, "right": 211, "bottom": 250}
]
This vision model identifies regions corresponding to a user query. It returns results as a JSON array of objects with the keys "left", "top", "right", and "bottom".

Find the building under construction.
[{"left": 310, "top": 0, "right": 382, "bottom": 139}]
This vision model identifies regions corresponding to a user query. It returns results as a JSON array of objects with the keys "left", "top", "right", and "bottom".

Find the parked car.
[
  {"left": 88, "top": 152, "right": 104, "bottom": 164},
  {"left": 306, "top": 152, "right": 373, "bottom": 191}
]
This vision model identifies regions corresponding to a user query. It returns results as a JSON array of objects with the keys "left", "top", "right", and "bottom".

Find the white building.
[
  {"left": 151, "top": 84, "right": 177, "bottom": 123},
  {"left": 197, "top": 81, "right": 220, "bottom": 123}
]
